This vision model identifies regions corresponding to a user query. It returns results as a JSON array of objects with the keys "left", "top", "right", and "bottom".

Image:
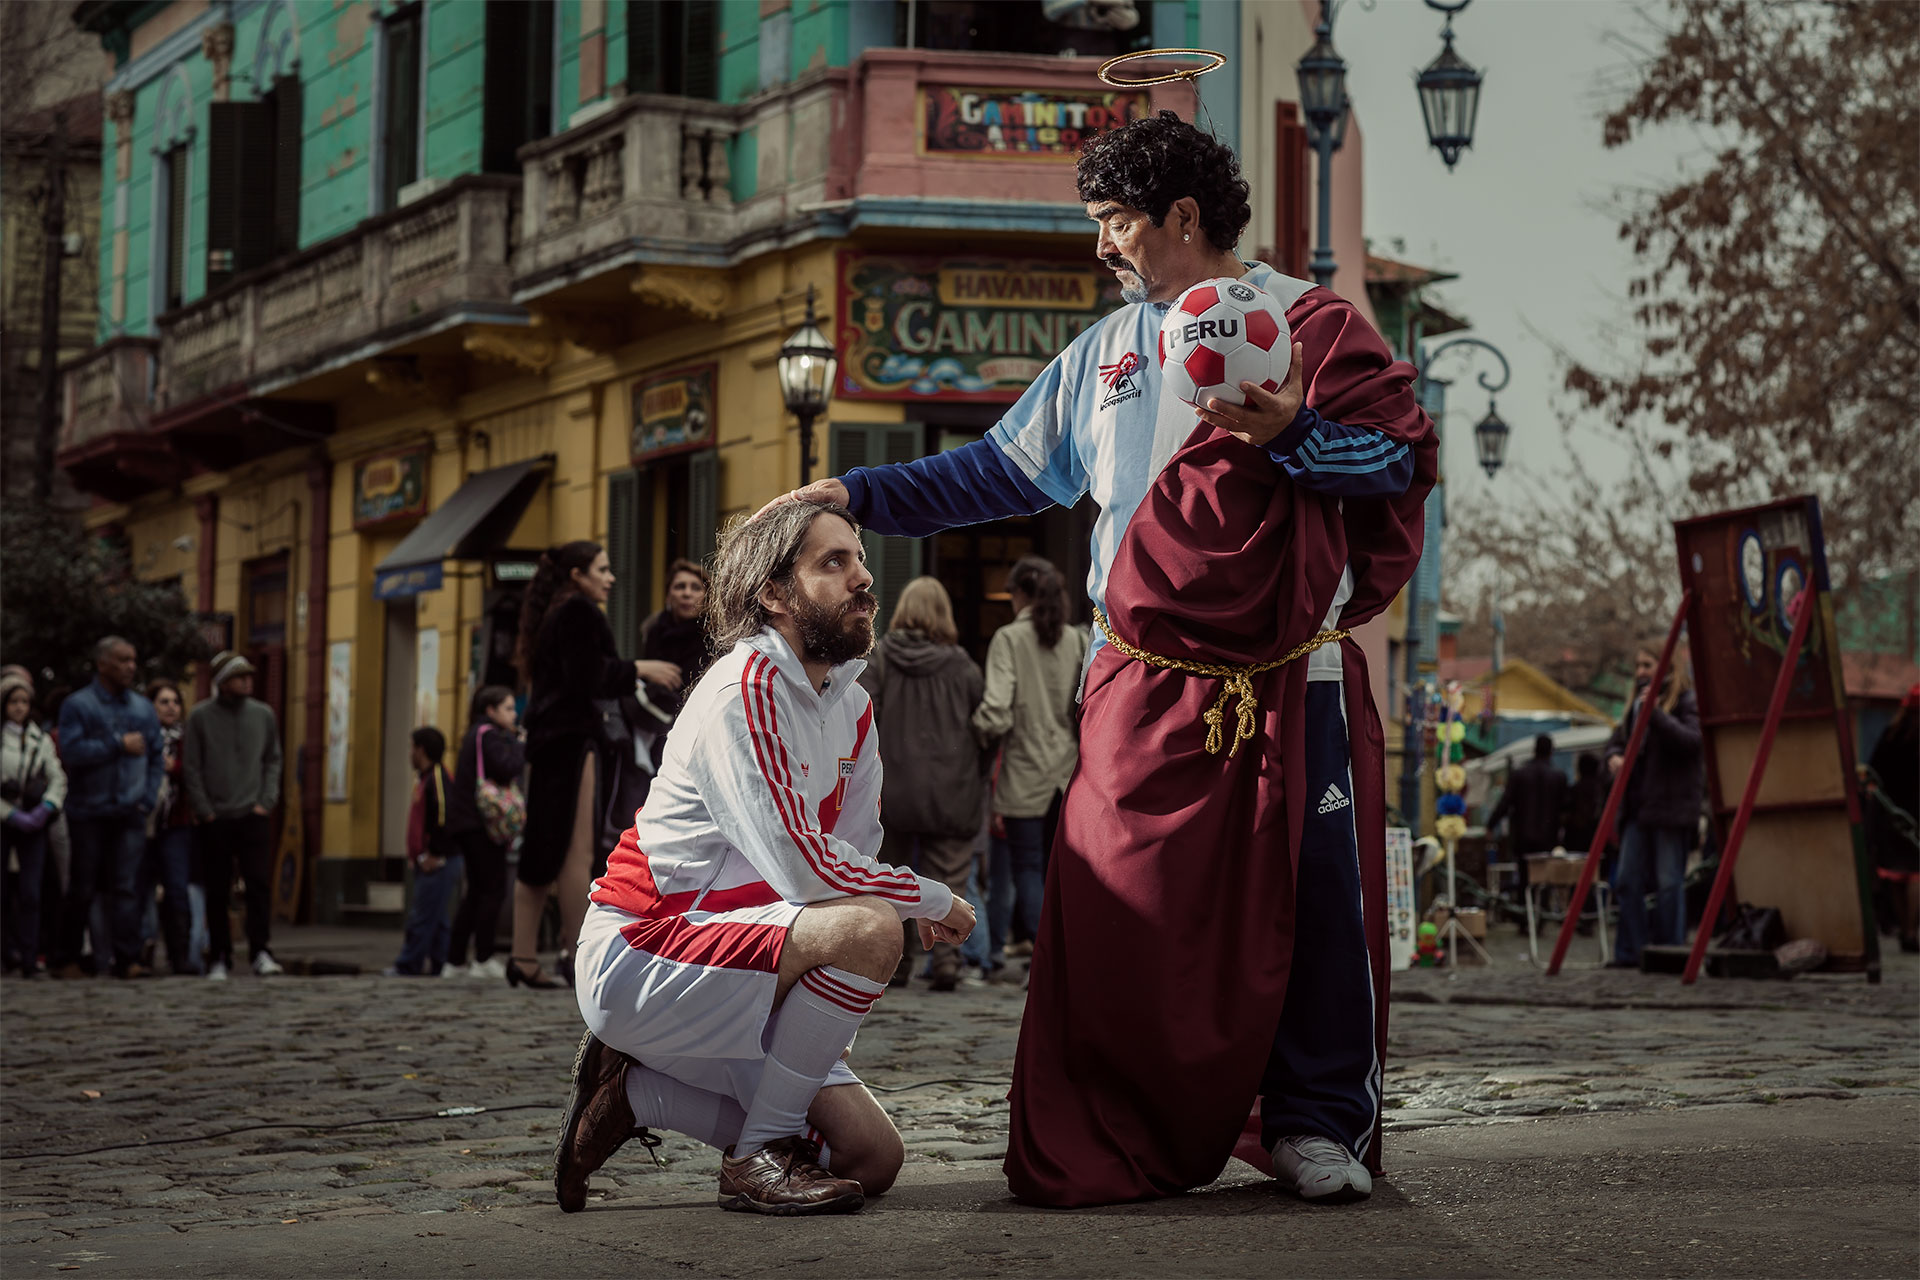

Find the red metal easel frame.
[{"left": 1678, "top": 589, "right": 1815, "bottom": 983}]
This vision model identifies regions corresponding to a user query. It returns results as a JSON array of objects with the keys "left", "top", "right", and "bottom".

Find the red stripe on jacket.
[
  {"left": 739, "top": 654, "right": 915, "bottom": 903},
  {"left": 753, "top": 656, "right": 908, "bottom": 896}
]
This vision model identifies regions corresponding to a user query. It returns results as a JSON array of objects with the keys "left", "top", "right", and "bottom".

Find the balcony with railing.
[
  {"left": 513, "top": 91, "right": 770, "bottom": 302},
  {"left": 511, "top": 50, "right": 1195, "bottom": 306},
  {"left": 56, "top": 337, "right": 181, "bottom": 502},
  {"left": 148, "top": 175, "right": 521, "bottom": 465}
]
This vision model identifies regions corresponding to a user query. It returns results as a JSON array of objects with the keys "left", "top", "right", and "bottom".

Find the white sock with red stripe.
[
  {"left": 623, "top": 1066, "right": 836, "bottom": 1169},
  {"left": 735, "top": 965, "right": 883, "bottom": 1157}
]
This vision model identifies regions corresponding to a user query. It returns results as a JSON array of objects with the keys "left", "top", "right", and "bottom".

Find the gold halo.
[{"left": 1096, "top": 48, "right": 1228, "bottom": 88}]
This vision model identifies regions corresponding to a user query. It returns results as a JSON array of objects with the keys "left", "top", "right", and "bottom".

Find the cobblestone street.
[{"left": 3, "top": 938, "right": 1916, "bottom": 1276}]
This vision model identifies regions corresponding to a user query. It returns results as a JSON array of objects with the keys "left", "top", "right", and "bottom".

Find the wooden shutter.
[
  {"left": 165, "top": 146, "right": 189, "bottom": 308},
  {"left": 271, "top": 76, "right": 303, "bottom": 256},
  {"left": 207, "top": 102, "right": 276, "bottom": 285},
  {"left": 382, "top": 7, "right": 423, "bottom": 209},
  {"left": 682, "top": 0, "right": 718, "bottom": 100},
  {"left": 687, "top": 448, "right": 719, "bottom": 568},
  {"left": 627, "top": 0, "right": 664, "bottom": 94},
  {"left": 830, "top": 423, "right": 923, "bottom": 634},
  {"left": 607, "top": 470, "right": 642, "bottom": 658},
  {"left": 1275, "top": 101, "right": 1310, "bottom": 279},
  {"left": 482, "top": 1, "right": 555, "bottom": 173}
]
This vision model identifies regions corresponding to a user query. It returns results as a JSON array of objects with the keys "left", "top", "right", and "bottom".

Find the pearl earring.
[{"left": 1183, "top": 234, "right": 1191, "bottom": 242}]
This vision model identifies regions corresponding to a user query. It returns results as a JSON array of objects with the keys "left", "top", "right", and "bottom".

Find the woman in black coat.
[
  {"left": 1604, "top": 643, "right": 1705, "bottom": 966},
  {"left": 508, "top": 541, "right": 675, "bottom": 988}
]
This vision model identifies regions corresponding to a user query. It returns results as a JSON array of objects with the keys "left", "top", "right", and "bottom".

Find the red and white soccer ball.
[{"left": 1156, "top": 277, "right": 1292, "bottom": 410}]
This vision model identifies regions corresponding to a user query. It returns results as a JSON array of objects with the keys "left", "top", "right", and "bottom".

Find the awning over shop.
[{"left": 371, "top": 457, "right": 551, "bottom": 600}]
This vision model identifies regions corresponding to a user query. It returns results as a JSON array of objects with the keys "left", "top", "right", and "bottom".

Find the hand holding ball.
[{"left": 1158, "top": 277, "right": 1293, "bottom": 409}]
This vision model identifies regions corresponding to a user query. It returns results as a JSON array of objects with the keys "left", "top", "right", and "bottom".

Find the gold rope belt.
[{"left": 1092, "top": 608, "right": 1351, "bottom": 758}]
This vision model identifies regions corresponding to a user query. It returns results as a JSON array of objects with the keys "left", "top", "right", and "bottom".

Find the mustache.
[
  {"left": 838, "top": 590, "right": 878, "bottom": 618},
  {"left": 1102, "top": 254, "right": 1137, "bottom": 275}
]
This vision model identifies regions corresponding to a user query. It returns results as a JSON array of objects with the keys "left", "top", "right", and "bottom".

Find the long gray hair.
[{"left": 707, "top": 501, "right": 862, "bottom": 655}]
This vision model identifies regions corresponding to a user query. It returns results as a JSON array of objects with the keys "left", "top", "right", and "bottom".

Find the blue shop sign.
[{"left": 372, "top": 563, "right": 444, "bottom": 601}]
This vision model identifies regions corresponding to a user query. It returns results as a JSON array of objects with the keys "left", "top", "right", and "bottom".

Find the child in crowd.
[{"left": 387, "top": 727, "right": 462, "bottom": 977}]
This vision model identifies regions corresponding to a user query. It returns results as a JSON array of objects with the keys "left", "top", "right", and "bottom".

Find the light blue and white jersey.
[
  {"left": 986, "top": 264, "right": 1362, "bottom": 677},
  {"left": 845, "top": 262, "right": 1416, "bottom": 682}
]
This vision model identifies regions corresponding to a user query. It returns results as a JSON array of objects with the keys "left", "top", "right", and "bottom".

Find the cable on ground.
[{"left": 1, "top": 1078, "right": 1013, "bottom": 1160}]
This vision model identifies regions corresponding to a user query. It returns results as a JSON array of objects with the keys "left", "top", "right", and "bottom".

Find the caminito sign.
[
  {"left": 920, "top": 86, "right": 1150, "bottom": 158},
  {"left": 837, "top": 253, "right": 1127, "bottom": 402}
]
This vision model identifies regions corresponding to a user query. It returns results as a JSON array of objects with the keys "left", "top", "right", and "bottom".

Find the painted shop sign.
[
  {"left": 837, "top": 252, "right": 1127, "bottom": 401},
  {"left": 352, "top": 448, "right": 429, "bottom": 530},
  {"left": 631, "top": 362, "right": 717, "bottom": 463},
  {"left": 921, "top": 86, "right": 1150, "bottom": 158}
]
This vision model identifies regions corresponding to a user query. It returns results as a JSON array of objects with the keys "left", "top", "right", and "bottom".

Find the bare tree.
[
  {"left": 1450, "top": 409, "right": 1685, "bottom": 702},
  {"left": 1562, "top": 0, "right": 1920, "bottom": 591},
  {"left": 0, "top": 2, "right": 103, "bottom": 116}
]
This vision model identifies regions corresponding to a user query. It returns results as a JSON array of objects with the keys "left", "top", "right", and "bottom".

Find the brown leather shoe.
[
  {"left": 718, "top": 1137, "right": 864, "bottom": 1216},
  {"left": 554, "top": 1031, "right": 655, "bottom": 1213}
]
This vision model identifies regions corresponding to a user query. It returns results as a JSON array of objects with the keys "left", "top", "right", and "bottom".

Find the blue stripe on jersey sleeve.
[
  {"left": 841, "top": 438, "right": 1055, "bottom": 538},
  {"left": 1266, "top": 406, "right": 1414, "bottom": 497}
]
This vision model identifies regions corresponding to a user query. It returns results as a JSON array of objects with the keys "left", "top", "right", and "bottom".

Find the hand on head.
[{"left": 750, "top": 479, "right": 849, "bottom": 524}]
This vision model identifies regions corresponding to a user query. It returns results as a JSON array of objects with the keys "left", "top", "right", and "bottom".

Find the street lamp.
[
  {"left": 1294, "top": 1, "right": 1349, "bottom": 290},
  {"left": 1473, "top": 401, "right": 1509, "bottom": 479},
  {"left": 1415, "top": 0, "right": 1484, "bottom": 170},
  {"left": 777, "top": 285, "right": 839, "bottom": 486},
  {"left": 1398, "top": 333, "right": 1512, "bottom": 829}
]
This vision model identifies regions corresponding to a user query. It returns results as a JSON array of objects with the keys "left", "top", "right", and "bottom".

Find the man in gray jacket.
[{"left": 184, "top": 651, "right": 283, "bottom": 978}]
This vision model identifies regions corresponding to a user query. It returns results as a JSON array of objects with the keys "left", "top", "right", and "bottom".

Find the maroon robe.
[{"left": 1004, "top": 286, "right": 1437, "bottom": 1207}]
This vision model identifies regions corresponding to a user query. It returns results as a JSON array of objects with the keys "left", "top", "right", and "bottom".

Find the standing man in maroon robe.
[{"left": 761, "top": 110, "right": 1436, "bottom": 1207}]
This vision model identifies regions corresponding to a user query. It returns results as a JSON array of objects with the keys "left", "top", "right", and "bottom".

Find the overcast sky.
[{"left": 1336, "top": 0, "right": 1704, "bottom": 504}]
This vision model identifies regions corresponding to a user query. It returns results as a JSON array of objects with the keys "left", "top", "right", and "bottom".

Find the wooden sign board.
[{"left": 1674, "top": 496, "right": 1878, "bottom": 974}]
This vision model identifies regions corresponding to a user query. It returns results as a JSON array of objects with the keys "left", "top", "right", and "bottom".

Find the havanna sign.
[
  {"left": 921, "top": 86, "right": 1150, "bottom": 158},
  {"left": 837, "top": 253, "right": 1127, "bottom": 402}
]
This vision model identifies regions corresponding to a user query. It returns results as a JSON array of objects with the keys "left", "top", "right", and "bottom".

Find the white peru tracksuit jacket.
[{"left": 590, "top": 629, "right": 955, "bottom": 924}]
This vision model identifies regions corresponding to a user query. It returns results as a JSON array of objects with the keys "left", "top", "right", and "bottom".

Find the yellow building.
[{"left": 62, "top": 6, "right": 1373, "bottom": 919}]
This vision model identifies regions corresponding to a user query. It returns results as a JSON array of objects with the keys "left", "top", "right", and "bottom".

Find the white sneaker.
[
  {"left": 252, "top": 951, "right": 284, "bottom": 977},
  {"left": 206, "top": 962, "right": 229, "bottom": 981},
  {"left": 1272, "top": 1134, "right": 1372, "bottom": 1203},
  {"left": 475, "top": 957, "right": 507, "bottom": 980},
  {"left": 440, "top": 962, "right": 469, "bottom": 979}
]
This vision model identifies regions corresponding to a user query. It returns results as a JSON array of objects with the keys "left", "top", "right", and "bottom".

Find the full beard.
[{"left": 792, "top": 589, "right": 877, "bottom": 666}]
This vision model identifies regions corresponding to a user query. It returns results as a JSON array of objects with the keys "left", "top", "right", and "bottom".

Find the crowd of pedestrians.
[
  {"left": 0, "top": 640, "right": 283, "bottom": 979},
  {"left": 0, "top": 552, "right": 1089, "bottom": 992}
]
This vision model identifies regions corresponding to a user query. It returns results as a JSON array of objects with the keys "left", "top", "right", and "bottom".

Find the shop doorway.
[
  {"left": 242, "top": 555, "right": 291, "bottom": 853},
  {"left": 380, "top": 599, "right": 418, "bottom": 859},
  {"left": 887, "top": 409, "right": 1097, "bottom": 665}
]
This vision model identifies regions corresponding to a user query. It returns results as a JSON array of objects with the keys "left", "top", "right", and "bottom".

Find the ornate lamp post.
[
  {"left": 1294, "top": 2, "right": 1349, "bottom": 290},
  {"left": 1399, "top": 335, "right": 1513, "bottom": 829},
  {"left": 1415, "top": 0, "right": 1484, "bottom": 170},
  {"left": 777, "top": 285, "right": 839, "bottom": 486}
]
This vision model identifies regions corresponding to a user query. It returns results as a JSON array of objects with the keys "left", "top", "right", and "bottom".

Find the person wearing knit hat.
[
  {"left": 183, "top": 650, "right": 284, "bottom": 979},
  {"left": 3, "top": 673, "right": 66, "bottom": 976}
]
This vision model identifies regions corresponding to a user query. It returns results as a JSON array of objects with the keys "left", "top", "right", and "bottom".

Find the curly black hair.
[{"left": 1075, "top": 110, "right": 1251, "bottom": 253}]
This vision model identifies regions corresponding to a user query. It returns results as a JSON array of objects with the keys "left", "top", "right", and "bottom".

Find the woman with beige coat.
[{"left": 972, "top": 557, "right": 1087, "bottom": 978}]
